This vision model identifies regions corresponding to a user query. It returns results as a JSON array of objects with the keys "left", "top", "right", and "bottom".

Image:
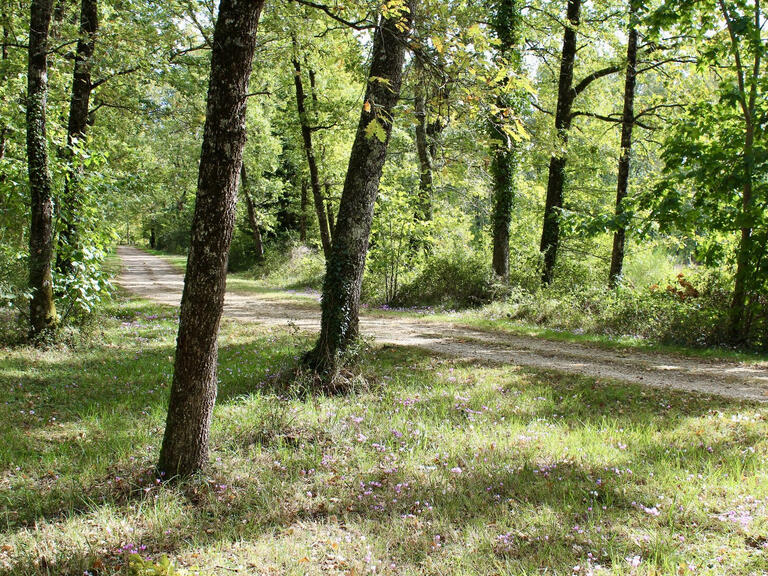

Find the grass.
[{"left": 1, "top": 292, "right": 767, "bottom": 575}]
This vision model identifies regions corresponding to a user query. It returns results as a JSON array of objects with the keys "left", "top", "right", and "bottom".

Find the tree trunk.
[
  {"left": 240, "top": 163, "right": 264, "bottom": 261},
  {"left": 489, "top": 0, "right": 522, "bottom": 279},
  {"left": 490, "top": 111, "right": 516, "bottom": 279},
  {"left": 300, "top": 178, "right": 308, "bottom": 242},
  {"left": 414, "top": 68, "right": 433, "bottom": 223},
  {"left": 719, "top": 0, "right": 759, "bottom": 343},
  {"left": 608, "top": 0, "right": 638, "bottom": 288},
  {"left": 539, "top": 0, "right": 581, "bottom": 285},
  {"left": 157, "top": 0, "right": 264, "bottom": 478},
  {"left": 56, "top": 0, "right": 98, "bottom": 278},
  {"left": 325, "top": 181, "right": 335, "bottom": 238},
  {"left": 27, "top": 0, "right": 57, "bottom": 340},
  {"left": 292, "top": 50, "right": 332, "bottom": 259},
  {"left": 305, "top": 6, "right": 412, "bottom": 376},
  {"left": 0, "top": 4, "right": 8, "bottom": 173}
]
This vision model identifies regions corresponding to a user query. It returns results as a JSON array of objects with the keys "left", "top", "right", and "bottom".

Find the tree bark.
[
  {"left": 56, "top": 0, "right": 98, "bottom": 278},
  {"left": 414, "top": 68, "right": 433, "bottom": 223},
  {"left": 157, "top": 0, "right": 265, "bottom": 478},
  {"left": 305, "top": 5, "right": 412, "bottom": 376},
  {"left": 300, "top": 178, "right": 308, "bottom": 242},
  {"left": 292, "top": 50, "right": 332, "bottom": 259},
  {"left": 27, "top": 0, "right": 57, "bottom": 339},
  {"left": 608, "top": 0, "right": 639, "bottom": 288},
  {"left": 539, "top": 0, "right": 581, "bottom": 285},
  {"left": 325, "top": 181, "right": 335, "bottom": 238},
  {"left": 490, "top": 111, "right": 516, "bottom": 279},
  {"left": 240, "top": 163, "right": 264, "bottom": 261},
  {"left": 489, "top": 0, "right": 522, "bottom": 279},
  {"left": 0, "top": 4, "right": 9, "bottom": 172}
]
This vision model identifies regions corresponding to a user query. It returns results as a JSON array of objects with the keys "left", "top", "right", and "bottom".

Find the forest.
[{"left": 1, "top": 0, "right": 767, "bottom": 574}]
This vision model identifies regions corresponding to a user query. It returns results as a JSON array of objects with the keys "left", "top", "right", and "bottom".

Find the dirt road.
[{"left": 117, "top": 246, "right": 768, "bottom": 402}]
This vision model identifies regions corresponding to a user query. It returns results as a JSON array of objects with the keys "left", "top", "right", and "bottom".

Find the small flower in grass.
[
  {"left": 450, "top": 466, "right": 462, "bottom": 475},
  {"left": 626, "top": 555, "right": 641, "bottom": 568}
]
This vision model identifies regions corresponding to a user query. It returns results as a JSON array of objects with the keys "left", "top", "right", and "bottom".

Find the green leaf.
[{"left": 364, "top": 118, "right": 387, "bottom": 143}]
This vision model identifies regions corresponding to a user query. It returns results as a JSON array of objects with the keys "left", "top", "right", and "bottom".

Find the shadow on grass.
[{"left": 1, "top": 325, "right": 764, "bottom": 575}]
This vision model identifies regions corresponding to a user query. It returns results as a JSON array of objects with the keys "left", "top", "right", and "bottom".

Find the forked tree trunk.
[
  {"left": 608, "top": 0, "right": 639, "bottom": 288},
  {"left": 539, "top": 0, "right": 581, "bottom": 285},
  {"left": 157, "top": 0, "right": 265, "bottom": 478},
  {"left": 292, "top": 51, "right": 332, "bottom": 258},
  {"left": 305, "top": 6, "right": 412, "bottom": 376},
  {"left": 240, "top": 163, "right": 264, "bottom": 261},
  {"left": 27, "top": 0, "right": 57, "bottom": 339},
  {"left": 56, "top": 0, "right": 98, "bottom": 277}
]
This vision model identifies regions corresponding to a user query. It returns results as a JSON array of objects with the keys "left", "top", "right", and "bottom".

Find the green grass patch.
[{"left": 1, "top": 293, "right": 767, "bottom": 575}]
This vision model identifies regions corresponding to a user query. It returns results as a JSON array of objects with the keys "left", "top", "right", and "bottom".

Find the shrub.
[{"left": 394, "top": 247, "right": 505, "bottom": 308}]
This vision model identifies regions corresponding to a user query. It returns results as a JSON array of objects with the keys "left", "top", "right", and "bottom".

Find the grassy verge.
[
  {"left": 1, "top": 293, "right": 766, "bottom": 575},
  {"left": 422, "top": 311, "right": 768, "bottom": 365}
]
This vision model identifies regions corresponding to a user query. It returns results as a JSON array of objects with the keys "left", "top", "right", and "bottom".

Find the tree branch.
[
  {"left": 572, "top": 64, "right": 622, "bottom": 98},
  {"left": 290, "top": 0, "right": 375, "bottom": 30}
]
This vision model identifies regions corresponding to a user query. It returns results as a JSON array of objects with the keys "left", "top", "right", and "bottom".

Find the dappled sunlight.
[{"left": 2, "top": 300, "right": 767, "bottom": 574}]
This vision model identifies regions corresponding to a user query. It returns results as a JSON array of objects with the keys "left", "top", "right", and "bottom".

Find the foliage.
[{"left": 394, "top": 244, "right": 505, "bottom": 308}]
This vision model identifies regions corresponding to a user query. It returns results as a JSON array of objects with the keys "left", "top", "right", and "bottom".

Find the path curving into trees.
[{"left": 118, "top": 246, "right": 768, "bottom": 402}]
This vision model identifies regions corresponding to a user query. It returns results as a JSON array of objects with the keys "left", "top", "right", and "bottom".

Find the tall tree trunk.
[
  {"left": 240, "top": 163, "right": 264, "bottom": 261},
  {"left": 292, "top": 49, "right": 332, "bottom": 258},
  {"left": 27, "top": 0, "right": 57, "bottom": 339},
  {"left": 608, "top": 0, "right": 638, "bottom": 288},
  {"left": 300, "top": 178, "right": 308, "bottom": 242},
  {"left": 539, "top": 0, "right": 581, "bottom": 285},
  {"left": 0, "top": 4, "right": 9, "bottom": 172},
  {"left": 490, "top": 110, "right": 516, "bottom": 279},
  {"left": 56, "top": 0, "right": 98, "bottom": 278},
  {"left": 157, "top": 0, "right": 265, "bottom": 478},
  {"left": 305, "top": 6, "right": 412, "bottom": 376},
  {"left": 414, "top": 67, "right": 433, "bottom": 223},
  {"left": 719, "top": 0, "right": 760, "bottom": 342},
  {"left": 489, "top": 0, "right": 522, "bottom": 279}
]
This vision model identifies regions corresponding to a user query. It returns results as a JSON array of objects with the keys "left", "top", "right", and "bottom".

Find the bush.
[
  {"left": 394, "top": 247, "right": 505, "bottom": 308},
  {"left": 500, "top": 268, "right": 738, "bottom": 348},
  {"left": 249, "top": 240, "right": 325, "bottom": 291}
]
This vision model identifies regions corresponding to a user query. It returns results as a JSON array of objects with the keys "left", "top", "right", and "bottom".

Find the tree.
[
  {"left": 647, "top": 0, "right": 766, "bottom": 343},
  {"left": 240, "top": 163, "right": 264, "bottom": 261},
  {"left": 55, "top": 0, "right": 98, "bottom": 278},
  {"left": 488, "top": 0, "right": 522, "bottom": 279},
  {"left": 305, "top": 1, "right": 413, "bottom": 377},
  {"left": 718, "top": 0, "right": 764, "bottom": 340},
  {"left": 27, "top": 0, "right": 58, "bottom": 339},
  {"left": 538, "top": 0, "right": 621, "bottom": 284},
  {"left": 291, "top": 42, "right": 333, "bottom": 258},
  {"left": 157, "top": 0, "right": 265, "bottom": 478},
  {"left": 608, "top": 0, "right": 639, "bottom": 287},
  {"left": 413, "top": 60, "right": 434, "bottom": 223}
]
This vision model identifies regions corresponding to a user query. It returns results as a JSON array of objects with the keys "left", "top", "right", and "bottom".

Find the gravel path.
[{"left": 117, "top": 246, "right": 768, "bottom": 402}]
